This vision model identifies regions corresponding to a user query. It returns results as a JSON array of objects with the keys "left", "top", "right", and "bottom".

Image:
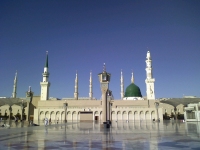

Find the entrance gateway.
[{"left": 80, "top": 111, "right": 93, "bottom": 121}]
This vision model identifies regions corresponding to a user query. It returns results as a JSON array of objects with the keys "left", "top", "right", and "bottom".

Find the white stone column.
[
  {"left": 74, "top": 71, "right": 78, "bottom": 100},
  {"left": 89, "top": 71, "right": 93, "bottom": 100},
  {"left": 120, "top": 70, "right": 124, "bottom": 99}
]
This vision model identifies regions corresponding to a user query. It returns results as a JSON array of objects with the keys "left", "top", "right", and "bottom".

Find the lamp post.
[
  {"left": 9, "top": 106, "right": 12, "bottom": 121},
  {"left": 98, "top": 63, "right": 111, "bottom": 128},
  {"left": 174, "top": 107, "right": 177, "bottom": 121},
  {"left": 63, "top": 102, "right": 68, "bottom": 122},
  {"left": 26, "top": 86, "right": 34, "bottom": 122},
  {"left": 154, "top": 102, "right": 159, "bottom": 121},
  {"left": 20, "top": 100, "right": 24, "bottom": 121}
]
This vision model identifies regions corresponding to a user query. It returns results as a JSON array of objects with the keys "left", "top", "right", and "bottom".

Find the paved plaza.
[{"left": 0, "top": 120, "right": 200, "bottom": 150}]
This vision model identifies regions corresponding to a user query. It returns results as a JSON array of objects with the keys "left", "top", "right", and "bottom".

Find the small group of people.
[
  {"left": 153, "top": 118, "right": 160, "bottom": 122},
  {"left": 44, "top": 117, "right": 53, "bottom": 126},
  {"left": 1, "top": 124, "right": 10, "bottom": 128},
  {"left": 14, "top": 117, "right": 19, "bottom": 122}
]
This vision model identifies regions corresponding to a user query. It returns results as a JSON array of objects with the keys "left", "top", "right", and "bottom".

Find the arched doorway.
[
  {"left": 117, "top": 111, "right": 121, "bottom": 120},
  {"left": 72, "top": 111, "right": 76, "bottom": 121},
  {"left": 151, "top": 111, "right": 156, "bottom": 120},
  {"left": 94, "top": 111, "right": 99, "bottom": 121},
  {"left": 128, "top": 111, "right": 133, "bottom": 121},
  {"left": 122, "top": 111, "right": 127, "bottom": 121},
  {"left": 67, "top": 111, "right": 71, "bottom": 121},
  {"left": 134, "top": 111, "right": 138, "bottom": 120},
  {"left": 56, "top": 111, "right": 60, "bottom": 121},
  {"left": 61, "top": 111, "right": 65, "bottom": 121},
  {"left": 50, "top": 111, "right": 55, "bottom": 121},
  {"left": 145, "top": 111, "right": 151, "bottom": 120},
  {"left": 40, "top": 111, "right": 45, "bottom": 121},
  {"left": 111, "top": 111, "right": 115, "bottom": 121},
  {"left": 140, "top": 111, "right": 144, "bottom": 120}
]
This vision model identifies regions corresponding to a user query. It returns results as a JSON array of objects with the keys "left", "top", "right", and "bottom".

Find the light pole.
[
  {"left": 9, "top": 106, "right": 12, "bottom": 121},
  {"left": 26, "top": 86, "right": 34, "bottom": 122},
  {"left": 63, "top": 102, "right": 68, "bottom": 122},
  {"left": 98, "top": 63, "right": 111, "bottom": 128},
  {"left": 154, "top": 102, "right": 159, "bottom": 121},
  {"left": 20, "top": 100, "right": 24, "bottom": 121},
  {"left": 174, "top": 107, "right": 177, "bottom": 121}
]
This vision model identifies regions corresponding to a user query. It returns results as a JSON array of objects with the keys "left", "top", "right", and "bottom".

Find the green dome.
[{"left": 124, "top": 83, "right": 142, "bottom": 97}]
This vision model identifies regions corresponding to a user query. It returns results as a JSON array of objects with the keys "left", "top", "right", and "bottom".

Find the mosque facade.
[
  {"left": 33, "top": 51, "right": 162, "bottom": 122},
  {"left": 0, "top": 51, "right": 186, "bottom": 122}
]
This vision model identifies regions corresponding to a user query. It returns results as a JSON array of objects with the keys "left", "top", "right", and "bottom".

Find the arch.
[
  {"left": 50, "top": 111, "right": 55, "bottom": 121},
  {"left": 77, "top": 111, "right": 80, "bottom": 121},
  {"left": 100, "top": 111, "right": 102, "bottom": 121},
  {"left": 151, "top": 111, "right": 156, "bottom": 120},
  {"left": 111, "top": 111, "right": 115, "bottom": 121},
  {"left": 122, "top": 111, "right": 127, "bottom": 121},
  {"left": 139, "top": 111, "right": 144, "bottom": 120},
  {"left": 40, "top": 111, "right": 45, "bottom": 121},
  {"left": 45, "top": 111, "right": 49, "bottom": 118},
  {"left": 128, "top": 111, "right": 133, "bottom": 121},
  {"left": 145, "top": 111, "right": 150, "bottom": 120},
  {"left": 56, "top": 111, "right": 60, "bottom": 121},
  {"left": 117, "top": 111, "right": 121, "bottom": 120},
  {"left": 61, "top": 111, "right": 65, "bottom": 121},
  {"left": 134, "top": 111, "right": 138, "bottom": 120},
  {"left": 94, "top": 111, "right": 99, "bottom": 121},
  {"left": 67, "top": 111, "right": 71, "bottom": 121},
  {"left": 72, "top": 111, "right": 76, "bottom": 121}
]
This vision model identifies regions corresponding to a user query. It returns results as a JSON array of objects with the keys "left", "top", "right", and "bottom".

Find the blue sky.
[{"left": 0, "top": 0, "right": 200, "bottom": 99}]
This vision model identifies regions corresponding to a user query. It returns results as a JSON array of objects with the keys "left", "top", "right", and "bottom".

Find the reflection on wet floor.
[{"left": 0, "top": 120, "right": 200, "bottom": 149}]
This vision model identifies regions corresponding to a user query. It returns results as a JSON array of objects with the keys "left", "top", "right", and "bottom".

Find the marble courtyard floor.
[{"left": 0, "top": 120, "right": 200, "bottom": 150}]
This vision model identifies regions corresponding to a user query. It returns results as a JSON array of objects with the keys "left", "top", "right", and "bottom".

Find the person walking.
[{"left": 44, "top": 117, "right": 48, "bottom": 126}]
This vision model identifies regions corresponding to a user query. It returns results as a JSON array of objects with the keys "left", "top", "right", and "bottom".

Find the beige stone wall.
[
  {"left": 0, "top": 104, "right": 28, "bottom": 120},
  {"left": 34, "top": 99, "right": 164, "bottom": 121}
]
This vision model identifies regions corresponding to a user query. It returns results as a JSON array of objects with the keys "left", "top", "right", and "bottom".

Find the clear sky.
[{"left": 0, "top": 0, "right": 200, "bottom": 99}]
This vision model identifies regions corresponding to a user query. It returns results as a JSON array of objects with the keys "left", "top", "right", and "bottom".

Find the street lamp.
[
  {"left": 9, "top": 106, "right": 12, "bottom": 121},
  {"left": 20, "top": 100, "right": 24, "bottom": 121},
  {"left": 174, "top": 107, "right": 177, "bottom": 121},
  {"left": 154, "top": 102, "right": 159, "bottom": 121},
  {"left": 63, "top": 101, "right": 68, "bottom": 122}
]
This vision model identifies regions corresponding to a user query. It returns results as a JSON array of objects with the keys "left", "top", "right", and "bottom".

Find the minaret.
[
  {"left": 120, "top": 69, "right": 124, "bottom": 99},
  {"left": 145, "top": 51, "right": 155, "bottom": 100},
  {"left": 40, "top": 51, "right": 51, "bottom": 101},
  {"left": 12, "top": 71, "right": 17, "bottom": 98},
  {"left": 74, "top": 71, "right": 78, "bottom": 100},
  {"left": 89, "top": 71, "right": 93, "bottom": 100},
  {"left": 131, "top": 70, "right": 134, "bottom": 83}
]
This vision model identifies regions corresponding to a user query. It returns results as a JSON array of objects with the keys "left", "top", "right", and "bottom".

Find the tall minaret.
[
  {"left": 74, "top": 71, "right": 78, "bottom": 100},
  {"left": 120, "top": 69, "right": 124, "bottom": 99},
  {"left": 40, "top": 51, "right": 51, "bottom": 101},
  {"left": 89, "top": 71, "right": 93, "bottom": 100},
  {"left": 131, "top": 70, "right": 134, "bottom": 83},
  {"left": 12, "top": 71, "right": 17, "bottom": 98},
  {"left": 145, "top": 51, "right": 155, "bottom": 100}
]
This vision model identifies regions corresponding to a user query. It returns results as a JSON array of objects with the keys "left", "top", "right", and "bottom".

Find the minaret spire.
[
  {"left": 40, "top": 51, "right": 51, "bottom": 101},
  {"left": 89, "top": 71, "right": 93, "bottom": 100},
  {"left": 12, "top": 70, "right": 17, "bottom": 98},
  {"left": 103, "top": 63, "right": 106, "bottom": 72},
  {"left": 120, "top": 69, "right": 124, "bottom": 99},
  {"left": 74, "top": 70, "right": 78, "bottom": 100},
  {"left": 45, "top": 51, "right": 48, "bottom": 68},
  {"left": 145, "top": 51, "right": 155, "bottom": 100},
  {"left": 131, "top": 70, "right": 134, "bottom": 83}
]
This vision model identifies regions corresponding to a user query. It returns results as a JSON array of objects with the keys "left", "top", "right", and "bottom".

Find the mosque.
[{"left": 0, "top": 51, "right": 190, "bottom": 122}]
